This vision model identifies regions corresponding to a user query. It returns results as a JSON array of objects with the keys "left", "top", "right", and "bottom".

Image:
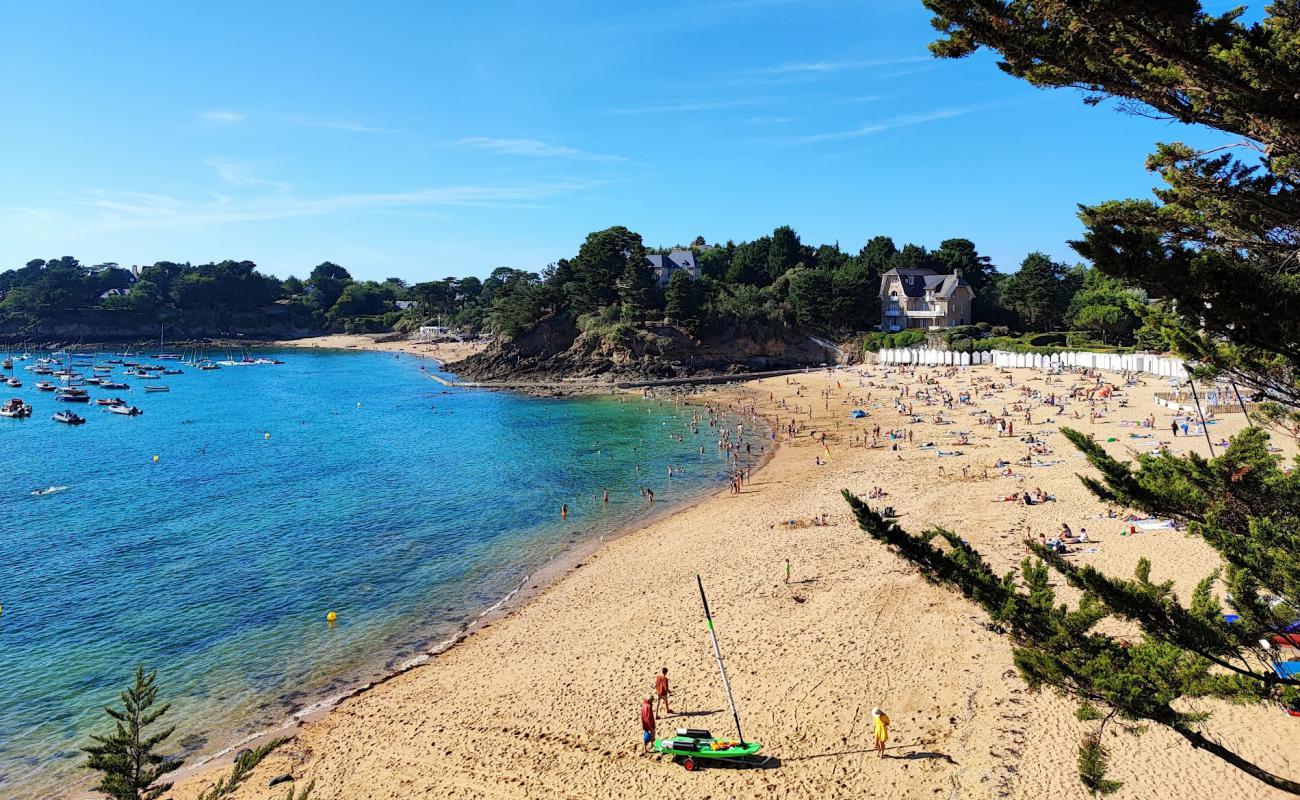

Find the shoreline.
[{"left": 132, "top": 346, "right": 780, "bottom": 799}]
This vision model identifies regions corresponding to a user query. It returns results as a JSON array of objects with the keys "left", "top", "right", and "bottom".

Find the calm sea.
[{"left": 0, "top": 349, "right": 764, "bottom": 799}]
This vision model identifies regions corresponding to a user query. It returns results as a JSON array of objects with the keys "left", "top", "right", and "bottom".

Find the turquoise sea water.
[{"left": 0, "top": 350, "right": 764, "bottom": 799}]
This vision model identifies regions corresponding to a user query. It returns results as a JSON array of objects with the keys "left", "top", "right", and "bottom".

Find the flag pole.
[{"left": 696, "top": 574, "right": 744, "bottom": 744}]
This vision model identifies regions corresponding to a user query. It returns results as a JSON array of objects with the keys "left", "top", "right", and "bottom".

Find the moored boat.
[
  {"left": 35, "top": 381, "right": 56, "bottom": 391},
  {"left": 107, "top": 404, "right": 143, "bottom": 416},
  {"left": 6, "top": 377, "right": 21, "bottom": 387},
  {"left": 54, "top": 388, "right": 90, "bottom": 402},
  {"left": 99, "top": 381, "right": 129, "bottom": 390},
  {"left": 144, "top": 385, "right": 170, "bottom": 393},
  {"left": 1, "top": 398, "right": 32, "bottom": 418},
  {"left": 52, "top": 410, "right": 86, "bottom": 425},
  {"left": 96, "top": 397, "right": 126, "bottom": 406}
]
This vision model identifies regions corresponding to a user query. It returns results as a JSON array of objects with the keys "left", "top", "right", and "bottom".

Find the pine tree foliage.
[
  {"left": 845, "top": 469, "right": 1299, "bottom": 793},
  {"left": 195, "top": 737, "right": 291, "bottom": 800},
  {"left": 922, "top": 0, "right": 1300, "bottom": 414},
  {"left": 83, "top": 667, "right": 183, "bottom": 800}
]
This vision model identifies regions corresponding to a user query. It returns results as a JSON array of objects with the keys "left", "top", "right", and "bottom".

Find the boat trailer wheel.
[{"left": 682, "top": 757, "right": 697, "bottom": 772}]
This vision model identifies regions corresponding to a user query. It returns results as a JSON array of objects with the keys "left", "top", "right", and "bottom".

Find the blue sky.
[{"left": 1, "top": 1, "right": 1235, "bottom": 282}]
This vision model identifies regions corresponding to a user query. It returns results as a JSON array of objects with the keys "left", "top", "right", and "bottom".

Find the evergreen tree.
[
  {"left": 766, "top": 225, "right": 802, "bottom": 281},
  {"left": 617, "top": 255, "right": 655, "bottom": 321},
  {"left": 726, "top": 237, "right": 770, "bottom": 286},
  {"left": 663, "top": 269, "right": 699, "bottom": 329},
  {"left": 830, "top": 262, "right": 875, "bottom": 330},
  {"left": 933, "top": 238, "right": 995, "bottom": 302},
  {"left": 786, "top": 268, "right": 832, "bottom": 328},
  {"left": 83, "top": 667, "right": 183, "bottom": 800},
  {"left": 843, "top": 1, "right": 1300, "bottom": 793},
  {"left": 924, "top": 0, "right": 1300, "bottom": 414},
  {"left": 567, "top": 226, "right": 645, "bottom": 314},
  {"left": 1006, "top": 252, "right": 1070, "bottom": 331}
]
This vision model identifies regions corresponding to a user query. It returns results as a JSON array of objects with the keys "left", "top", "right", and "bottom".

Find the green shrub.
[
  {"left": 991, "top": 325, "right": 1010, "bottom": 337},
  {"left": 975, "top": 321, "right": 992, "bottom": 333},
  {"left": 1027, "top": 332, "right": 1066, "bottom": 347}
]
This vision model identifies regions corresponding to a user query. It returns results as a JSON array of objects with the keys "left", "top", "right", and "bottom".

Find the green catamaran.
[{"left": 654, "top": 575, "right": 769, "bottom": 770}]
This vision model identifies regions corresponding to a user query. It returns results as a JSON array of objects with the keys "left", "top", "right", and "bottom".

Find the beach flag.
[{"left": 822, "top": 441, "right": 832, "bottom": 463}]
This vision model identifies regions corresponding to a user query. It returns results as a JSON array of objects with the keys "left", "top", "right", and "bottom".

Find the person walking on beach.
[
  {"left": 655, "top": 668, "right": 673, "bottom": 717},
  {"left": 784, "top": 558, "right": 791, "bottom": 584},
  {"left": 640, "top": 694, "right": 656, "bottom": 753},
  {"left": 872, "top": 707, "right": 890, "bottom": 759}
]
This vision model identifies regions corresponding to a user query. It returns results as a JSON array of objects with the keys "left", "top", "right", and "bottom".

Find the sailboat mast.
[{"left": 696, "top": 574, "right": 744, "bottom": 744}]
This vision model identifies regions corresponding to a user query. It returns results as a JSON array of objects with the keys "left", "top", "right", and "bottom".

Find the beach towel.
[
  {"left": 1272, "top": 662, "right": 1300, "bottom": 679},
  {"left": 1136, "top": 519, "right": 1176, "bottom": 530}
]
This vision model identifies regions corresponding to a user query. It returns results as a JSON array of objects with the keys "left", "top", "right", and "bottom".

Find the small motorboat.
[
  {"left": 144, "top": 385, "right": 170, "bottom": 393},
  {"left": 52, "top": 411, "right": 86, "bottom": 425},
  {"left": 93, "top": 366, "right": 113, "bottom": 373},
  {"left": 31, "top": 485, "right": 68, "bottom": 496},
  {"left": 1, "top": 398, "right": 32, "bottom": 418},
  {"left": 84, "top": 377, "right": 104, "bottom": 385},
  {"left": 55, "top": 388, "right": 90, "bottom": 402},
  {"left": 96, "top": 397, "right": 126, "bottom": 406},
  {"left": 99, "top": 381, "right": 129, "bottom": 390},
  {"left": 163, "top": 369, "right": 184, "bottom": 375},
  {"left": 35, "top": 381, "right": 56, "bottom": 391},
  {"left": 107, "top": 359, "right": 123, "bottom": 365},
  {"left": 199, "top": 362, "right": 221, "bottom": 371},
  {"left": 107, "top": 404, "right": 143, "bottom": 416},
  {"left": 31, "top": 366, "right": 53, "bottom": 375}
]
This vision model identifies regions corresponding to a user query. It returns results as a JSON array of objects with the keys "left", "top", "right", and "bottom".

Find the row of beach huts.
[{"left": 874, "top": 348, "right": 1192, "bottom": 378}]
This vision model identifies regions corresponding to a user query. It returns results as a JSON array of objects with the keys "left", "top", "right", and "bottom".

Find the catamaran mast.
[{"left": 696, "top": 574, "right": 744, "bottom": 744}]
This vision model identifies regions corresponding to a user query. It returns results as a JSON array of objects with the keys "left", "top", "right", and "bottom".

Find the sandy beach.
[
  {"left": 275, "top": 333, "right": 488, "bottom": 367},
  {"left": 163, "top": 361, "right": 1299, "bottom": 800}
]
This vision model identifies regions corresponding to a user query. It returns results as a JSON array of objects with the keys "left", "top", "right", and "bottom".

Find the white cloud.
[
  {"left": 758, "top": 55, "right": 931, "bottom": 75},
  {"left": 34, "top": 180, "right": 599, "bottom": 234},
  {"left": 204, "top": 159, "right": 291, "bottom": 192},
  {"left": 792, "top": 106, "right": 982, "bottom": 143},
  {"left": 195, "top": 110, "right": 396, "bottom": 132},
  {"left": 278, "top": 115, "right": 399, "bottom": 133},
  {"left": 454, "top": 137, "right": 626, "bottom": 161},
  {"left": 197, "top": 110, "right": 245, "bottom": 124},
  {"left": 606, "top": 98, "right": 766, "bottom": 114}
]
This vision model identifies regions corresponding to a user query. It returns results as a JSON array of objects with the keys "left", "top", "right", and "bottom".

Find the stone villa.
[
  {"left": 879, "top": 267, "right": 974, "bottom": 330},
  {"left": 646, "top": 250, "right": 700, "bottom": 289}
]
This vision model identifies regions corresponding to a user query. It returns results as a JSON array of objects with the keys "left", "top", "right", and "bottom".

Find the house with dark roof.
[
  {"left": 646, "top": 250, "right": 700, "bottom": 289},
  {"left": 879, "top": 267, "right": 974, "bottom": 331}
]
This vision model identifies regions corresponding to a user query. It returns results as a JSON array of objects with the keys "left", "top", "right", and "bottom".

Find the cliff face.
[
  {"left": 450, "top": 313, "right": 834, "bottom": 383},
  {"left": 0, "top": 307, "right": 319, "bottom": 343}
]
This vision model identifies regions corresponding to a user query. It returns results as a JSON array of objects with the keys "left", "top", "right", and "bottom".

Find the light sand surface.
[
  {"left": 164, "top": 364, "right": 1299, "bottom": 800},
  {"left": 275, "top": 334, "right": 486, "bottom": 366}
]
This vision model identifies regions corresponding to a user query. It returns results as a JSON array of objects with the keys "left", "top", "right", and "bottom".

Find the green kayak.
[{"left": 654, "top": 736, "right": 763, "bottom": 760}]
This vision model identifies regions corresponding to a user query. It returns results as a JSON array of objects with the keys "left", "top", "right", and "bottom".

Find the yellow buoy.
[
  {"left": 264, "top": 432, "right": 271, "bottom": 440},
  {"left": 326, "top": 611, "right": 337, "bottom": 622},
  {"left": 152, "top": 454, "right": 159, "bottom": 463}
]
